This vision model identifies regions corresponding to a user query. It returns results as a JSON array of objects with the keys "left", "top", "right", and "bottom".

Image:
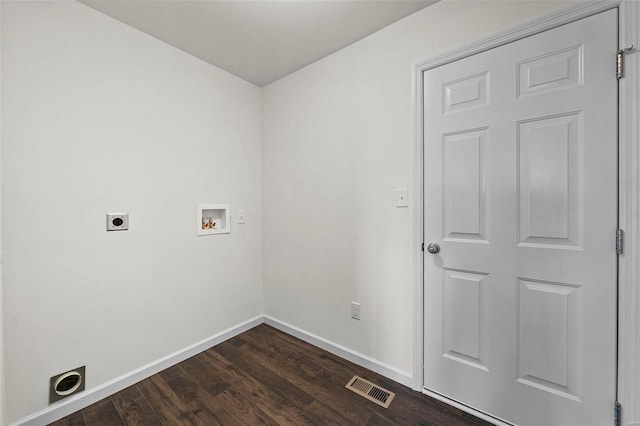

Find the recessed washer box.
[{"left": 197, "top": 204, "right": 230, "bottom": 235}]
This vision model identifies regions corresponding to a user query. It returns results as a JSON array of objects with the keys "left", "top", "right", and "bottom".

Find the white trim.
[
  {"left": 422, "top": 388, "right": 513, "bottom": 426},
  {"left": 9, "top": 315, "right": 264, "bottom": 426},
  {"left": 414, "top": 0, "right": 621, "bottom": 73},
  {"left": 263, "top": 315, "right": 414, "bottom": 388},
  {"left": 412, "top": 0, "right": 625, "bottom": 406},
  {"left": 10, "top": 314, "right": 415, "bottom": 426},
  {"left": 412, "top": 55, "right": 424, "bottom": 392},
  {"left": 618, "top": 1, "right": 640, "bottom": 425},
  {"left": 0, "top": 1, "right": 5, "bottom": 422}
]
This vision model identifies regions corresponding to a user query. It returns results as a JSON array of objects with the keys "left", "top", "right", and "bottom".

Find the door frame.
[{"left": 412, "top": 0, "right": 640, "bottom": 424}]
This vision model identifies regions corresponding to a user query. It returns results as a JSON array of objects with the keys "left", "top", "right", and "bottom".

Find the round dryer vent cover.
[{"left": 49, "top": 366, "right": 86, "bottom": 403}]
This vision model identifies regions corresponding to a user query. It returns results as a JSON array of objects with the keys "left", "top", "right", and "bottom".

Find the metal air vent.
[{"left": 345, "top": 375, "right": 395, "bottom": 408}]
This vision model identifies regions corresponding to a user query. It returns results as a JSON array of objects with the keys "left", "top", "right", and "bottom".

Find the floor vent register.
[{"left": 345, "top": 375, "right": 395, "bottom": 408}]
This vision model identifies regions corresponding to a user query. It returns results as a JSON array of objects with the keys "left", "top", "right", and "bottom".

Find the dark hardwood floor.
[{"left": 50, "top": 324, "right": 492, "bottom": 426}]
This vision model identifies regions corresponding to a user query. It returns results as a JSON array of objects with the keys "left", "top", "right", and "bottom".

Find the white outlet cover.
[
  {"left": 106, "top": 213, "right": 129, "bottom": 231},
  {"left": 238, "top": 210, "right": 246, "bottom": 224}
]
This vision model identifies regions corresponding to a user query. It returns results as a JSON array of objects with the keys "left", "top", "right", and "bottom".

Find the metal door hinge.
[
  {"left": 617, "top": 45, "right": 635, "bottom": 79},
  {"left": 614, "top": 401, "right": 622, "bottom": 426},
  {"left": 616, "top": 229, "right": 624, "bottom": 255}
]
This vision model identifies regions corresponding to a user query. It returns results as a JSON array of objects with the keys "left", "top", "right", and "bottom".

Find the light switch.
[
  {"left": 238, "top": 210, "right": 246, "bottom": 224},
  {"left": 396, "top": 188, "right": 408, "bottom": 207}
]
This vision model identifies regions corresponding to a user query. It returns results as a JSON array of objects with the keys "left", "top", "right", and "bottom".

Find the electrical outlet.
[
  {"left": 238, "top": 210, "right": 246, "bottom": 224},
  {"left": 351, "top": 302, "right": 361, "bottom": 320},
  {"left": 106, "top": 213, "right": 129, "bottom": 231}
]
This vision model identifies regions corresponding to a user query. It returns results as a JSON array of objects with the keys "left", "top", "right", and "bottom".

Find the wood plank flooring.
[{"left": 50, "top": 324, "right": 492, "bottom": 426}]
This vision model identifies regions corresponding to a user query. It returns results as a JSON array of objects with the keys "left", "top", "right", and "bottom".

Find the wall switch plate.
[
  {"left": 106, "top": 213, "right": 129, "bottom": 231},
  {"left": 396, "top": 188, "right": 409, "bottom": 207},
  {"left": 351, "top": 302, "right": 361, "bottom": 320},
  {"left": 238, "top": 210, "right": 246, "bottom": 224}
]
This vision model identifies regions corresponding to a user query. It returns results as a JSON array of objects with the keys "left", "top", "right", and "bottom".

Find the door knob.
[{"left": 426, "top": 243, "right": 440, "bottom": 254}]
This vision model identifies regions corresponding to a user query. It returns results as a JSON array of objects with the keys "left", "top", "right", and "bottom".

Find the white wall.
[
  {"left": 1, "top": 1, "right": 263, "bottom": 422},
  {"left": 262, "top": 0, "right": 574, "bottom": 378}
]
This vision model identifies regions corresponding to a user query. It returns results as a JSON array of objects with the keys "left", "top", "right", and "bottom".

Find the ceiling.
[{"left": 79, "top": 0, "right": 438, "bottom": 87}]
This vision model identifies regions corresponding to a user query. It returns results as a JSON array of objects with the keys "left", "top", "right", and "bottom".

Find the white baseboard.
[
  {"left": 9, "top": 315, "right": 264, "bottom": 426},
  {"left": 10, "top": 315, "right": 415, "bottom": 426},
  {"left": 263, "top": 315, "right": 414, "bottom": 388}
]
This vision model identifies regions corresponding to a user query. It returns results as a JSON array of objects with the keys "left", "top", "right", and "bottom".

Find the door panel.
[
  {"left": 517, "top": 278, "right": 582, "bottom": 401},
  {"left": 423, "top": 10, "right": 617, "bottom": 426},
  {"left": 517, "top": 113, "right": 581, "bottom": 247},
  {"left": 443, "top": 129, "right": 488, "bottom": 241},
  {"left": 517, "top": 46, "right": 583, "bottom": 97},
  {"left": 443, "top": 268, "right": 488, "bottom": 371}
]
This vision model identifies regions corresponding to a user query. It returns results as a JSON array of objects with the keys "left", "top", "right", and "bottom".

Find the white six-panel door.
[{"left": 423, "top": 10, "right": 617, "bottom": 426}]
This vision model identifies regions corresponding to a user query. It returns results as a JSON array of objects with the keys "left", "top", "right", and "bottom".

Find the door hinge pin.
[
  {"left": 614, "top": 401, "right": 622, "bottom": 426},
  {"left": 617, "top": 45, "right": 635, "bottom": 79},
  {"left": 616, "top": 229, "right": 624, "bottom": 255}
]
